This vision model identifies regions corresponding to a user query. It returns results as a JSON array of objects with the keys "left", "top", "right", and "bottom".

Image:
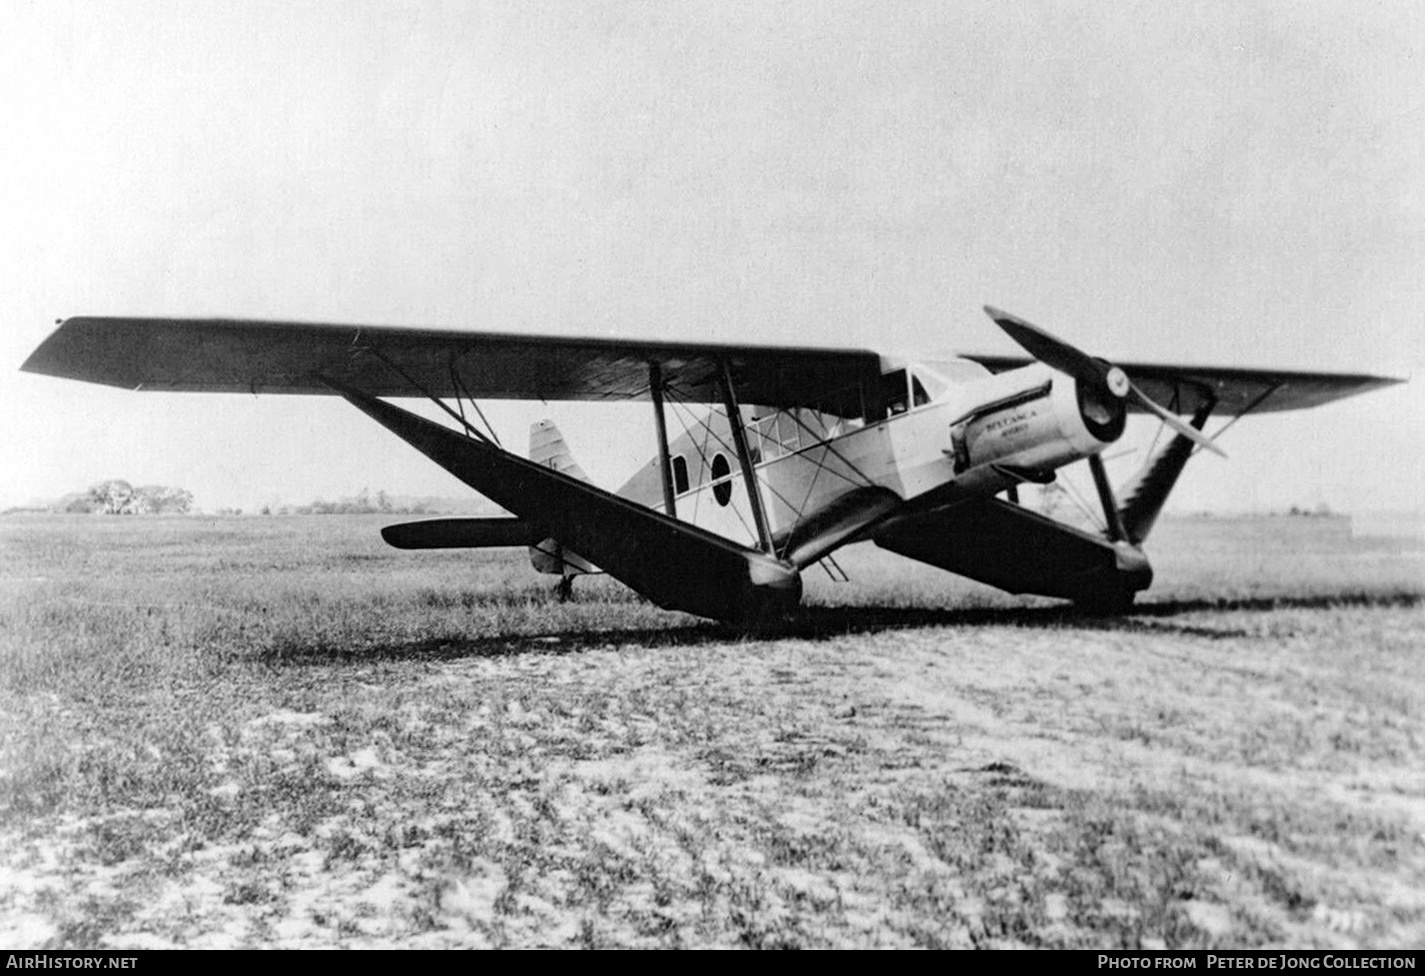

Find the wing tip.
[{"left": 19, "top": 320, "right": 70, "bottom": 378}]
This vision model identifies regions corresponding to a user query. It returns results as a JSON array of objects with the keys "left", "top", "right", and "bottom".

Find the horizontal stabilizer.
[
  {"left": 326, "top": 379, "right": 801, "bottom": 624},
  {"left": 874, "top": 496, "right": 1152, "bottom": 604},
  {"left": 381, "top": 517, "right": 539, "bottom": 550}
]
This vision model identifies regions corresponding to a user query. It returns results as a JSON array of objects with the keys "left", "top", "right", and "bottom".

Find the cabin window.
[
  {"left": 710, "top": 453, "right": 733, "bottom": 506},
  {"left": 756, "top": 417, "right": 777, "bottom": 460},
  {"left": 881, "top": 369, "right": 909, "bottom": 416},
  {"left": 802, "top": 409, "right": 845, "bottom": 441},
  {"left": 776, "top": 413, "right": 801, "bottom": 453},
  {"left": 911, "top": 374, "right": 931, "bottom": 408},
  {"left": 670, "top": 454, "right": 689, "bottom": 495},
  {"left": 912, "top": 367, "right": 950, "bottom": 402}
]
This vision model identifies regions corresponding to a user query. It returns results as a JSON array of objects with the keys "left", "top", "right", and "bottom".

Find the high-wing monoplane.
[{"left": 22, "top": 309, "right": 1401, "bottom": 625}]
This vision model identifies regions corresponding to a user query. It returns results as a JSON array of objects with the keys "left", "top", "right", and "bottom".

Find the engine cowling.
[{"left": 947, "top": 363, "right": 1125, "bottom": 488}]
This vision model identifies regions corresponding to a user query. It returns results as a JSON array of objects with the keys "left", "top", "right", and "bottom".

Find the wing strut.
[
  {"left": 1194, "top": 382, "right": 1281, "bottom": 456},
  {"left": 362, "top": 343, "right": 502, "bottom": 446},
  {"left": 449, "top": 360, "right": 503, "bottom": 448},
  {"left": 322, "top": 376, "right": 801, "bottom": 624},
  {"left": 1087, "top": 454, "right": 1129, "bottom": 542},
  {"left": 649, "top": 362, "right": 677, "bottom": 518},
  {"left": 1117, "top": 398, "right": 1216, "bottom": 544},
  {"left": 717, "top": 359, "right": 775, "bottom": 555}
]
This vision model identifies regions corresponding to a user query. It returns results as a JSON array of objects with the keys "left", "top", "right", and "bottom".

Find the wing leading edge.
[
  {"left": 961, "top": 354, "right": 1402, "bottom": 416},
  {"left": 21, "top": 317, "right": 881, "bottom": 414},
  {"left": 23, "top": 317, "right": 1400, "bottom": 416}
]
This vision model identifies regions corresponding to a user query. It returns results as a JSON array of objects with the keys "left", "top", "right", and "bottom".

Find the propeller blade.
[
  {"left": 1128, "top": 382, "right": 1227, "bottom": 457},
  {"left": 984, "top": 306, "right": 1110, "bottom": 389},
  {"left": 983, "top": 305, "right": 1226, "bottom": 457}
]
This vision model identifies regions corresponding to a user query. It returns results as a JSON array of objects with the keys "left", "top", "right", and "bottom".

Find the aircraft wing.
[
  {"left": 21, "top": 317, "right": 881, "bottom": 412},
  {"left": 22, "top": 317, "right": 1398, "bottom": 415},
  {"left": 873, "top": 495, "right": 1152, "bottom": 604},
  {"left": 961, "top": 355, "right": 1402, "bottom": 415},
  {"left": 326, "top": 378, "right": 800, "bottom": 624}
]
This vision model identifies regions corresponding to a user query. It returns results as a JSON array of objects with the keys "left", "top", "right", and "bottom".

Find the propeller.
[{"left": 983, "top": 306, "right": 1226, "bottom": 458}]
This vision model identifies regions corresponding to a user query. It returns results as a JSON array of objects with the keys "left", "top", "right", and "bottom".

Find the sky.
[{"left": 2, "top": 0, "right": 1421, "bottom": 516}]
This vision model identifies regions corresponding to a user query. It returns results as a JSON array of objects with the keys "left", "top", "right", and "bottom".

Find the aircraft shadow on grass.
[{"left": 260, "top": 589, "right": 1419, "bottom": 666}]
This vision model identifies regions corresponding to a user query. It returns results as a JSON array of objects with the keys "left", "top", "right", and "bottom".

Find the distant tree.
[
  {"left": 62, "top": 493, "right": 100, "bottom": 513},
  {"left": 84, "top": 480, "right": 193, "bottom": 515},
  {"left": 88, "top": 479, "right": 134, "bottom": 514},
  {"left": 278, "top": 489, "right": 440, "bottom": 515},
  {"left": 288, "top": 489, "right": 416, "bottom": 514},
  {"left": 133, "top": 485, "right": 194, "bottom": 514}
]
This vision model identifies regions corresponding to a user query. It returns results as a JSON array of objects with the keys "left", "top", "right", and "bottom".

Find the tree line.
[
  {"left": 52, "top": 483, "right": 451, "bottom": 516},
  {"left": 263, "top": 488, "right": 433, "bottom": 516},
  {"left": 65, "top": 480, "right": 194, "bottom": 515}
]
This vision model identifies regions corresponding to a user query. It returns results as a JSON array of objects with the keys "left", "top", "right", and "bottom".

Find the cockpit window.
[
  {"left": 911, "top": 375, "right": 931, "bottom": 408},
  {"left": 880, "top": 369, "right": 909, "bottom": 415}
]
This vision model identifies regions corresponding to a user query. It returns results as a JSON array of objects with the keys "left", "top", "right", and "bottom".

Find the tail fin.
[
  {"left": 529, "top": 420, "right": 590, "bottom": 483},
  {"left": 527, "top": 420, "right": 596, "bottom": 577}
]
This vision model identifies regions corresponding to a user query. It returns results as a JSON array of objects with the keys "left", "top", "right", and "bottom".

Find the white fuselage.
[{"left": 619, "top": 358, "right": 1115, "bottom": 552}]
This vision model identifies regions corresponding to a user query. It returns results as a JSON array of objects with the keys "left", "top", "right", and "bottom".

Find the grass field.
[{"left": 1, "top": 512, "right": 1421, "bottom": 948}]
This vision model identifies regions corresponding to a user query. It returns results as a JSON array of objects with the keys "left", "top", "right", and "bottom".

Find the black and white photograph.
[{"left": 2, "top": 0, "right": 1421, "bottom": 951}]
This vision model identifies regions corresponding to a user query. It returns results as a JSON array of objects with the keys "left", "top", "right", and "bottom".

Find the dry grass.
[{"left": 0, "top": 512, "right": 1421, "bottom": 948}]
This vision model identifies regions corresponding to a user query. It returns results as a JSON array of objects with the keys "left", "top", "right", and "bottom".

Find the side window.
[
  {"left": 776, "top": 413, "right": 800, "bottom": 453},
  {"left": 710, "top": 454, "right": 733, "bottom": 506},
  {"left": 881, "top": 369, "right": 909, "bottom": 416},
  {"left": 912, "top": 374, "right": 931, "bottom": 408},
  {"left": 670, "top": 454, "right": 689, "bottom": 495},
  {"left": 757, "top": 417, "right": 777, "bottom": 460}
]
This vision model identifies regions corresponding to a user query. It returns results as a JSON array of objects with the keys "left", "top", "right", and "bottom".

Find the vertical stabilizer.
[
  {"left": 527, "top": 420, "right": 596, "bottom": 579},
  {"left": 529, "top": 419, "right": 590, "bottom": 483}
]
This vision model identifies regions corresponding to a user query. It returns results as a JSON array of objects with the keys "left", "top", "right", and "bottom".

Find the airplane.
[{"left": 21, "top": 308, "right": 1402, "bottom": 627}]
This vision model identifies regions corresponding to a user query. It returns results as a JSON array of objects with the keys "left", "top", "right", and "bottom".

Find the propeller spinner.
[{"left": 983, "top": 306, "right": 1225, "bottom": 458}]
